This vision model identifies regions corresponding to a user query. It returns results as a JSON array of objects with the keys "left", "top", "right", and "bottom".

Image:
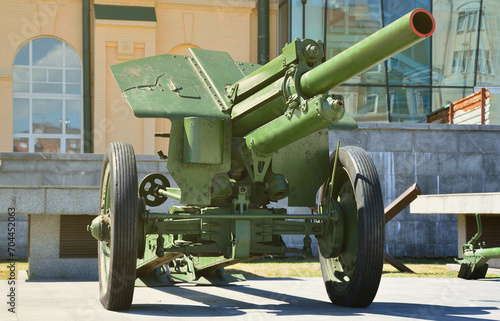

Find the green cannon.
[
  {"left": 89, "top": 9, "right": 435, "bottom": 310},
  {"left": 457, "top": 214, "right": 500, "bottom": 279}
]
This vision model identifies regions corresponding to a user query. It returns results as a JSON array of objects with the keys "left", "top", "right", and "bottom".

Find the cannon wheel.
[
  {"left": 318, "top": 146, "right": 384, "bottom": 307},
  {"left": 98, "top": 142, "right": 138, "bottom": 311}
]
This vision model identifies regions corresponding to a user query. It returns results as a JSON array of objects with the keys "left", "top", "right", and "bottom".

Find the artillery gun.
[
  {"left": 457, "top": 214, "right": 500, "bottom": 279},
  {"left": 88, "top": 9, "right": 435, "bottom": 310}
]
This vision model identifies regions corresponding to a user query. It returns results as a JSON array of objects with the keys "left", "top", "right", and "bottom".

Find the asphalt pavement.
[{"left": 2, "top": 276, "right": 500, "bottom": 320}]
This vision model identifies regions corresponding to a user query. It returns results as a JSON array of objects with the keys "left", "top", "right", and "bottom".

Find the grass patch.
[
  {"left": 0, "top": 260, "right": 29, "bottom": 280},
  {"left": 224, "top": 257, "right": 500, "bottom": 279},
  {"left": 2, "top": 258, "right": 499, "bottom": 280}
]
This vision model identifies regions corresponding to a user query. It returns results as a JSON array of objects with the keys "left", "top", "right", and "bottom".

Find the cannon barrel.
[
  {"left": 300, "top": 8, "right": 435, "bottom": 98},
  {"left": 242, "top": 8, "right": 435, "bottom": 156}
]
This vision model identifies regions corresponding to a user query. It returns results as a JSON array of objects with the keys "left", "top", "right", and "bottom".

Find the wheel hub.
[
  {"left": 88, "top": 214, "right": 111, "bottom": 243},
  {"left": 317, "top": 196, "right": 344, "bottom": 258}
]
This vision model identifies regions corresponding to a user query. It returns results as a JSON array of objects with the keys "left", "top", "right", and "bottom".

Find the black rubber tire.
[
  {"left": 98, "top": 142, "right": 138, "bottom": 311},
  {"left": 318, "top": 146, "right": 384, "bottom": 307}
]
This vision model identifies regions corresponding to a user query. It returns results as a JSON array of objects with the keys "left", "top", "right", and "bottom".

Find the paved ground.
[{"left": 2, "top": 277, "right": 500, "bottom": 320}]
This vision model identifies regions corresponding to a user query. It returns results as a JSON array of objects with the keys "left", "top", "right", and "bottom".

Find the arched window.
[{"left": 12, "top": 38, "right": 83, "bottom": 153}]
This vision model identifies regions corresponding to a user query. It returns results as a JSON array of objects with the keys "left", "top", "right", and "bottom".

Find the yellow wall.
[{"left": 1, "top": 0, "right": 278, "bottom": 154}]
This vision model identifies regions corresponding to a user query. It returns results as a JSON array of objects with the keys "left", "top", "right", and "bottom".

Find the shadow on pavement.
[{"left": 122, "top": 279, "right": 499, "bottom": 320}]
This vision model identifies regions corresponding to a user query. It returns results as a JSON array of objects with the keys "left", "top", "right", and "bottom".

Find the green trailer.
[{"left": 88, "top": 9, "right": 435, "bottom": 310}]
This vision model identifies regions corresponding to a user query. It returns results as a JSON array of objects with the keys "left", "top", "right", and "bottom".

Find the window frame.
[{"left": 12, "top": 38, "right": 83, "bottom": 153}]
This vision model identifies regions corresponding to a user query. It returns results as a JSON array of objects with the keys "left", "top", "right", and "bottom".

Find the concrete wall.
[{"left": 331, "top": 123, "right": 500, "bottom": 257}]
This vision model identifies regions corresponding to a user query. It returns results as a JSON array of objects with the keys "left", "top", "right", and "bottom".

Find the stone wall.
[{"left": 331, "top": 123, "right": 500, "bottom": 257}]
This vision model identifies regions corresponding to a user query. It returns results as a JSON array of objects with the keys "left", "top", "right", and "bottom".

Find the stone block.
[
  {"left": 437, "top": 221, "right": 458, "bottom": 245},
  {"left": 330, "top": 129, "right": 369, "bottom": 149},
  {"left": 484, "top": 154, "right": 500, "bottom": 176},
  {"left": 455, "top": 154, "right": 485, "bottom": 176},
  {"left": 414, "top": 130, "right": 459, "bottom": 153},
  {"left": 35, "top": 159, "right": 101, "bottom": 173},
  {"left": 438, "top": 175, "right": 479, "bottom": 194},
  {"left": 393, "top": 152, "right": 416, "bottom": 177},
  {"left": 136, "top": 160, "right": 160, "bottom": 173},
  {"left": 367, "top": 130, "right": 413, "bottom": 152},
  {"left": 45, "top": 187, "right": 99, "bottom": 215},
  {"left": 413, "top": 152, "right": 439, "bottom": 176},
  {"left": 458, "top": 130, "right": 500, "bottom": 154},
  {"left": 415, "top": 244, "right": 436, "bottom": 257},
  {"left": 29, "top": 215, "right": 59, "bottom": 259},
  {"left": 29, "top": 258, "right": 98, "bottom": 280},
  {"left": 378, "top": 122, "right": 428, "bottom": 131},
  {"left": 484, "top": 175, "right": 500, "bottom": 193},
  {"left": 416, "top": 221, "right": 438, "bottom": 244},
  {"left": 0, "top": 187, "right": 46, "bottom": 214},
  {"left": 413, "top": 175, "right": 439, "bottom": 195},
  {"left": 0, "top": 172, "right": 44, "bottom": 185},
  {"left": 51, "top": 153, "right": 103, "bottom": 161},
  {"left": 0, "top": 152, "right": 52, "bottom": 160},
  {"left": 0, "top": 217, "right": 28, "bottom": 260},
  {"left": 43, "top": 172, "right": 100, "bottom": 186},
  {"left": 0, "top": 159, "right": 37, "bottom": 172},
  {"left": 385, "top": 220, "right": 399, "bottom": 243}
]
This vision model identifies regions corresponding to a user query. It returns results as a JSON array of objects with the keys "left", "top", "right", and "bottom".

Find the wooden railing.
[{"left": 427, "top": 88, "right": 490, "bottom": 124}]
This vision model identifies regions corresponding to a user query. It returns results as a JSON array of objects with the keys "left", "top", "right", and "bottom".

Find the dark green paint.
[{"left": 94, "top": 4, "right": 157, "bottom": 22}]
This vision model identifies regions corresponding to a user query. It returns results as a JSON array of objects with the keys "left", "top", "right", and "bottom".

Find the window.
[
  {"left": 457, "top": 12, "right": 466, "bottom": 31},
  {"left": 452, "top": 51, "right": 460, "bottom": 74},
  {"left": 365, "top": 94, "right": 378, "bottom": 113},
  {"left": 456, "top": 2, "right": 482, "bottom": 33},
  {"left": 12, "top": 38, "right": 83, "bottom": 153}
]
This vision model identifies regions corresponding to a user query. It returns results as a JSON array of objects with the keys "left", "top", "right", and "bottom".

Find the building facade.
[{"left": 1, "top": 0, "right": 278, "bottom": 155}]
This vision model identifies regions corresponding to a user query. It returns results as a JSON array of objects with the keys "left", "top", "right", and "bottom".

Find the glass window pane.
[
  {"left": 432, "top": 87, "right": 473, "bottom": 113},
  {"left": 65, "top": 100, "right": 82, "bottom": 134},
  {"left": 389, "top": 87, "right": 431, "bottom": 122},
  {"left": 384, "top": 0, "right": 431, "bottom": 86},
  {"left": 13, "top": 68, "right": 29, "bottom": 82},
  {"left": 32, "top": 99, "right": 63, "bottom": 134},
  {"left": 304, "top": 0, "right": 324, "bottom": 41},
  {"left": 32, "top": 68, "right": 47, "bottom": 82},
  {"left": 66, "top": 139, "right": 81, "bottom": 153},
  {"left": 325, "top": 0, "right": 386, "bottom": 85},
  {"left": 32, "top": 38, "right": 63, "bottom": 67},
  {"left": 13, "top": 137, "right": 29, "bottom": 152},
  {"left": 65, "top": 84, "right": 81, "bottom": 95},
  {"left": 476, "top": 0, "right": 500, "bottom": 86},
  {"left": 66, "top": 70, "right": 81, "bottom": 83},
  {"left": 14, "top": 43, "right": 30, "bottom": 66},
  {"left": 33, "top": 83, "right": 63, "bottom": 93},
  {"left": 13, "top": 98, "right": 30, "bottom": 133},
  {"left": 34, "top": 138, "right": 60, "bottom": 153},
  {"left": 290, "top": 1, "right": 304, "bottom": 40},
  {"left": 457, "top": 12, "right": 466, "bottom": 31},
  {"left": 13, "top": 82, "right": 29, "bottom": 93},
  {"left": 433, "top": 2, "right": 478, "bottom": 87},
  {"left": 65, "top": 44, "right": 81, "bottom": 67},
  {"left": 331, "top": 85, "right": 388, "bottom": 122},
  {"left": 49, "top": 69, "right": 63, "bottom": 82}
]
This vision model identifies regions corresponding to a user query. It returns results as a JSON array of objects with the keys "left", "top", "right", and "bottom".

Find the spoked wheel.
[
  {"left": 317, "top": 146, "right": 384, "bottom": 307},
  {"left": 98, "top": 142, "right": 138, "bottom": 311}
]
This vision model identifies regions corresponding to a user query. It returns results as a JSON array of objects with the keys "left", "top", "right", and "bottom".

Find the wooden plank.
[
  {"left": 383, "top": 184, "right": 421, "bottom": 274},
  {"left": 385, "top": 183, "right": 422, "bottom": 223},
  {"left": 384, "top": 252, "right": 415, "bottom": 273}
]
